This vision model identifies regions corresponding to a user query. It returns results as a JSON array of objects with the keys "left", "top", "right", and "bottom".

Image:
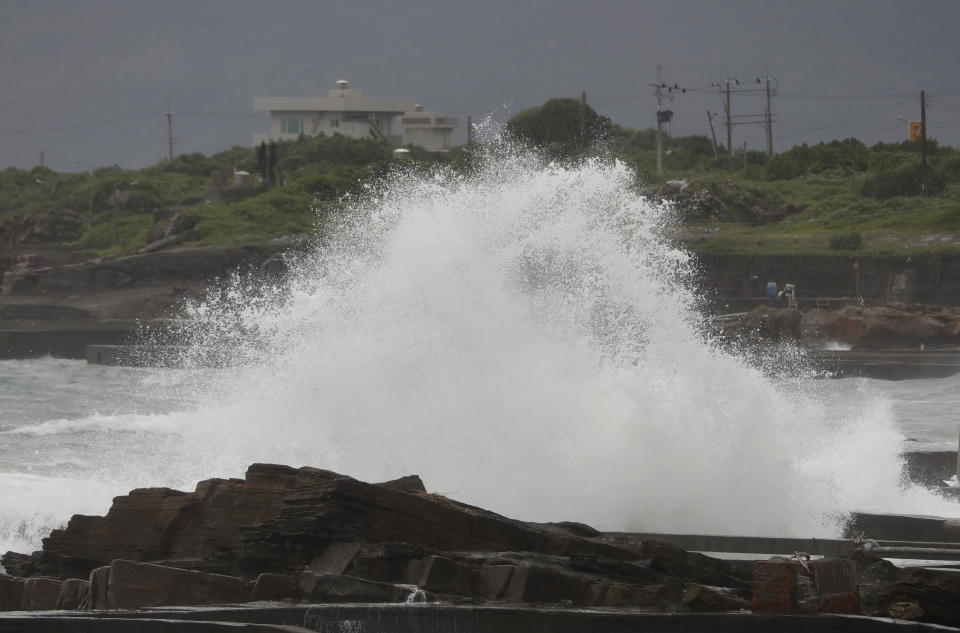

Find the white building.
[
  {"left": 399, "top": 105, "right": 458, "bottom": 152},
  {"left": 254, "top": 80, "right": 457, "bottom": 151}
]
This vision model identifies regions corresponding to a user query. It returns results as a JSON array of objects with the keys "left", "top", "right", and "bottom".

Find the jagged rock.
[
  {"left": 83, "top": 566, "right": 110, "bottom": 610},
  {"left": 861, "top": 567, "right": 960, "bottom": 625},
  {"left": 411, "top": 555, "right": 474, "bottom": 595},
  {"left": 104, "top": 559, "right": 251, "bottom": 609},
  {"left": 0, "top": 552, "right": 38, "bottom": 578},
  {"left": 683, "top": 583, "right": 749, "bottom": 612},
  {"left": 15, "top": 211, "right": 84, "bottom": 244},
  {"left": 237, "top": 468, "right": 631, "bottom": 577},
  {"left": 471, "top": 565, "right": 515, "bottom": 598},
  {"left": 55, "top": 578, "right": 87, "bottom": 610},
  {"left": 29, "top": 465, "right": 632, "bottom": 581},
  {"left": 260, "top": 252, "right": 289, "bottom": 278},
  {"left": 741, "top": 306, "right": 802, "bottom": 342},
  {"left": 251, "top": 573, "right": 298, "bottom": 601},
  {"left": 307, "top": 542, "right": 363, "bottom": 575},
  {"left": 859, "top": 311, "right": 947, "bottom": 349},
  {"left": 5, "top": 464, "right": 763, "bottom": 615},
  {"left": 547, "top": 522, "right": 602, "bottom": 538},
  {"left": 164, "top": 213, "right": 199, "bottom": 237},
  {"left": 0, "top": 575, "right": 24, "bottom": 610},
  {"left": 639, "top": 540, "right": 751, "bottom": 592},
  {"left": 503, "top": 562, "right": 606, "bottom": 606},
  {"left": 297, "top": 572, "right": 410, "bottom": 603},
  {"left": 377, "top": 474, "right": 427, "bottom": 493},
  {"left": 340, "top": 543, "right": 428, "bottom": 583},
  {"left": 20, "top": 578, "right": 62, "bottom": 610}
]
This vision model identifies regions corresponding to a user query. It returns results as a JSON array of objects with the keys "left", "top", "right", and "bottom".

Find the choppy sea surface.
[{"left": 1, "top": 358, "right": 956, "bottom": 557}]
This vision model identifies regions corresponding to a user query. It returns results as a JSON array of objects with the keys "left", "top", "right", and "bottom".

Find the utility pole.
[
  {"left": 724, "top": 78, "right": 733, "bottom": 155},
  {"left": 650, "top": 66, "right": 684, "bottom": 175},
  {"left": 920, "top": 89, "right": 928, "bottom": 195},
  {"left": 706, "top": 111, "right": 719, "bottom": 159},
  {"left": 762, "top": 72, "right": 776, "bottom": 156},
  {"left": 466, "top": 116, "right": 473, "bottom": 146},
  {"left": 165, "top": 99, "right": 174, "bottom": 162},
  {"left": 655, "top": 67, "right": 664, "bottom": 175},
  {"left": 580, "top": 90, "right": 587, "bottom": 147}
]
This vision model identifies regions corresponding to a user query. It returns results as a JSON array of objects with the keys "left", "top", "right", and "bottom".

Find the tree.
[
  {"left": 256, "top": 142, "right": 267, "bottom": 184},
  {"left": 268, "top": 141, "right": 278, "bottom": 188},
  {"left": 506, "top": 98, "right": 612, "bottom": 157}
]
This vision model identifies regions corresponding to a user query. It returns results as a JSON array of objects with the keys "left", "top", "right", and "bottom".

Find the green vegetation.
[
  {"left": 506, "top": 98, "right": 612, "bottom": 158},
  {"left": 602, "top": 132, "right": 960, "bottom": 255},
  {"left": 0, "top": 134, "right": 461, "bottom": 255},
  {"left": 1, "top": 97, "right": 958, "bottom": 258}
]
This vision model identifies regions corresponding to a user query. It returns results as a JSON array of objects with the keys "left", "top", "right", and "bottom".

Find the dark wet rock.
[
  {"left": 23, "top": 465, "right": 629, "bottom": 581},
  {"left": 740, "top": 306, "right": 802, "bottom": 342},
  {"left": 0, "top": 464, "right": 823, "bottom": 615},
  {"left": 82, "top": 565, "right": 110, "bottom": 610},
  {"left": 546, "top": 521, "right": 602, "bottom": 538},
  {"left": 259, "top": 252, "right": 289, "bottom": 278},
  {"left": 0, "top": 575, "right": 24, "bottom": 610},
  {"left": 55, "top": 578, "right": 87, "bottom": 610},
  {"left": 639, "top": 539, "right": 752, "bottom": 592},
  {"left": 12, "top": 210, "right": 84, "bottom": 244},
  {"left": 298, "top": 572, "right": 411, "bottom": 603},
  {"left": 250, "top": 572, "right": 298, "bottom": 602},
  {"left": 165, "top": 213, "right": 199, "bottom": 237},
  {"left": 683, "top": 583, "right": 750, "bottom": 612},
  {"left": 377, "top": 474, "right": 427, "bottom": 493},
  {"left": 0, "top": 552, "right": 39, "bottom": 578},
  {"left": 861, "top": 566, "right": 960, "bottom": 625},
  {"left": 20, "top": 578, "right": 62, "bottom": 610},
  {"left": 104, "top": 559, "right": 251, "bottom": 609}
]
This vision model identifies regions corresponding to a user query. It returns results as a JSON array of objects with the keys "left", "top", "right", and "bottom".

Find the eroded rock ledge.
[{"left": 1, "top": 464, "right": 958, "bottom": 628}]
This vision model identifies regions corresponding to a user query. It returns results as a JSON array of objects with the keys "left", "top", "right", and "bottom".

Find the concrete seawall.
[
  {"left": 2, "top": 605, "right": 956, "bottom": 633},
  {"left": 0, "top": 320, "right": 137, "bottom": 359},
  {"left": 697, "top": 252, "right": 960, "bottom": 309}
]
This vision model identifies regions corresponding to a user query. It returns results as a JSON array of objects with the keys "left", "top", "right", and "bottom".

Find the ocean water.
[{"left": 1, "top": 150, "right": 958, "bottom": 558}]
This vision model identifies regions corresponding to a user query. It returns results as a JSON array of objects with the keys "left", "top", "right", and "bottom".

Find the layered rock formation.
[
  {"left": 2, "top": 464, "right": 958, "bottom": 628},
  {"left": 2, "top": 464, "right": 751, "bottom": 614}
]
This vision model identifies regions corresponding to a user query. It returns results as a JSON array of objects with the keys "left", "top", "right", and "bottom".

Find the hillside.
[{"left": 0, "top": 120, "right": 958, "bottom": 262}]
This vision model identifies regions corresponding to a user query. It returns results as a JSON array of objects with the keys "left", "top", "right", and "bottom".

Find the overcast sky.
[{"left": 2, "top": 0, "right": 959, "bottom": 171}]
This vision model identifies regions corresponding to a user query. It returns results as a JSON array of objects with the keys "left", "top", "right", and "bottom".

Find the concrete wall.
[
  {"left": 1, "top": 605, "right": 953, "bottom": 633},
  {"left": 696, "top": 253, "right": 960, "bottom": 309}
]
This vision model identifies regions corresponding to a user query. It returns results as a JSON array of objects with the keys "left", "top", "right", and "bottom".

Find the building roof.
[{"left": 254, "top": 83, "right": 417, "bottom": 115}]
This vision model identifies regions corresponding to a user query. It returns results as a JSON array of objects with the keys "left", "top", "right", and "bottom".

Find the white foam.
[
  {"left": 2, "top": 147, "right": 955, "bottom": 553},
  {"left": 156, "top": 148, "right": 954, "bottom": 537}
]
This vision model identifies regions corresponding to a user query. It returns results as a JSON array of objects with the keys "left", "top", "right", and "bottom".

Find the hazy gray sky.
[{"left": 2, "top": 0, "right": 959, "bottom": 171}]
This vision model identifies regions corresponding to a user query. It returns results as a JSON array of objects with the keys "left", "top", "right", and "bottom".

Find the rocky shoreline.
[{"left": 1, "top": 464, "right": 959, "bottom": 629}]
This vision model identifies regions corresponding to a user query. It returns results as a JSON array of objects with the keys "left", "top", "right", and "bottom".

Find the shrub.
[
  {"left": 828, "top": 232, "right": 863, "bottom": 251},
  {"left": 859, "top": 163, "right": 944, "bottom": 199}
]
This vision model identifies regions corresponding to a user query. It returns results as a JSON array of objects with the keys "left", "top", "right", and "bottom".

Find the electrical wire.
[
  {"left": 0, "top": 113, "right": 160, "bottom": 137},
  {"left": 778, "top": 102, "right": 911, "bottom": 140}
]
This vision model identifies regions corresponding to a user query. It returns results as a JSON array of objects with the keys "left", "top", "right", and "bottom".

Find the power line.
[
  {"left": 0, "top": 113, "right": 159, "bottom": 137},
  {"left": 778, "top": 102, "right": 910, "bottom": 140}
]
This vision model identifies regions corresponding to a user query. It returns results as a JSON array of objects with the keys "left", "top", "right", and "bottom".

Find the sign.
[{"left": 909, "top": 121, "right": 923, "bottom": 142}]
